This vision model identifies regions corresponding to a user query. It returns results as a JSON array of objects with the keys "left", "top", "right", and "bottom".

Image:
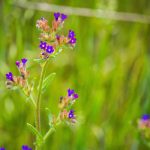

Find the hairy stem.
[
  {"left": 35, "top": 61, "right": 48, "bottom": 150},
  {"left": 43, "top": 128, "right": 55, "bottom": 141}
]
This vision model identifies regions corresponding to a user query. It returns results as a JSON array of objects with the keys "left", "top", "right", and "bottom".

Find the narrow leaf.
[
  {"left": 42, "top": 73, "right": 56, "bottom": 92},
  {"left": 45, "top": 108, "right": 53, "bottom": 127},
  {"left": 33, "top": 58, "right": 46, "bottom": 64},
  {"left": 27, "top": 123, "right": 43, "bottom": 140}
]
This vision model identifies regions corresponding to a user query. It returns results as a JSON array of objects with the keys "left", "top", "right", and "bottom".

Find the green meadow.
[{"left": 0, "top": 0, "right": 150, "bottom": 149}]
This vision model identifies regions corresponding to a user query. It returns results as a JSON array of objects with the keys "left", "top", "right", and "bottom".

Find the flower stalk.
[
  {"left": 35, "top": 61, "right": 48, "bottom": 150},
  {"left": 5, "top": 12, "right": 78, "bottom": 150}
]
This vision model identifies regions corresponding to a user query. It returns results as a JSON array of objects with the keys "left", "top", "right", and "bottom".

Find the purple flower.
[
  {"left": 56, "top": 34, "right": 60, "bottom": 41},
  {"left": 16, "top": 61, "right": 20, "bottom": 67},
  {"left": 39, "top": 41, "right": 47, "bottom": 50},
  {"left": 73, "top": 93, "right": 78, "bottom": 99},
  {"left": 0, "top": 148, "right": 5, "bottom": 150},
  {"left": 61, "top": 14, "right": 67, "bottom": 21},
  {"left": 46, "top": 45, "right": 54, "bottom": 54},
  {"left": 68, "top": 109, "right": 75, "bottom": 119},
  {"left": 54, "top": 12, "right": 60, "bottom": 21},
  {"left": 69, "top": 37, "right": 76, "bottom": 44},
  {"left": 6, "top": 72, "right": 13, "bottom": 81},
  {"left": 141, "top": 114, "right": 150, "bottom": 121},
  {"left": 68, "top": 30, "right": 75, "bottom": 38},
  {"left": 21, "top": 58, "right": 28, "bottom": 65},
  {"left": 68, "top": 88, "right": 74, "bottom": 96},
  {"left": 22, "top": 145, "right": 32, "bottom": 150}
]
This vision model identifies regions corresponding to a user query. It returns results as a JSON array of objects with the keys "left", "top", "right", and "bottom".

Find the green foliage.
[
  {"left": 41, "top": 73, "right": 56, "bottom": 93},
  {"left": 27, "top": 123, "right": 43, "bottom": 146},
  {"left": 0, "top": 0, "right": 150, "bottom": 149}
]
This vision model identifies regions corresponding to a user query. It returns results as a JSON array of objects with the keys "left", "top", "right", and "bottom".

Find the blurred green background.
[{"left": 0, "top": 0, "right": 150, "bottom": 149}]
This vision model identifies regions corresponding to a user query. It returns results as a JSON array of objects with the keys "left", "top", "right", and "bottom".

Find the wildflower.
[
  {"left": 68, "top": 109, "right": 76, "bottom": 123},
  {"left": 0, "top": 148, "right": 5, "bottom": 150},
  {"left": 68, "top": 30, "right": 75, "bottom": 38},
  {"left": 22, "top": 145, "right": 32, "bottom": 150},
  {"left": 68, "top": 109, "right": 75, "bottom": 119},
  {"left": 141, "top": 114, "right": 150, "bottom": 121},
  {"left": 16, "top": 61, "right": 20, "bottom": 67},
  {"left": 138, "top": 114, "right": 150, "bottom": 129},
  {"left": 73, "top": 93, "right": 78, "bottom": 99},
  {"left": 61, "top": 14, "right": 67, "bottom": 21},
  {"left": 54, "top": 12, "right": 60, "bottom": 21},
  {"left": 39, "top": 41, "right": 47, "bottom": 50},
  {"left": 21, "top": 58, "right": 27, "bottom": 65},
  {"left": 15, "top": 58, "right": 29, "bottom": 79},
  {"left": 36, "top": 17, "right": 50, "bottom": 32},
  {"left": 68, "top": 30, "right": 76, "bottom": 45},
  {"left": 69, "top": 37, "right": 76, "bottom": 44},
  {"left": 56, "top": 34, "right": 60, "bottom": 41},
  {"left": 16, "top": 58, "right": 28, "bottom": 68},
  {"left": 46, "top": 45, "right": 54, "bottom": 54},
  {"left": 52, "top": 12, "right": 67, "bottom": 31},
  {"left": 6, "top": 72, "right": 13, "bottom": 81},
  {"left": 54, "top": 12, "right": 67, "bottom": 22},
  {"left": 68, "top": 88, "right": 74, "bottom": 97},
  {"left": 68, "top": 88, "right": 78, "bottom": 100}
]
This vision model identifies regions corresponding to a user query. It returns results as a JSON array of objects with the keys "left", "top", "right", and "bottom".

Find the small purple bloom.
[
  {"left": 6, "top": 72, "right": 13, "bottom": 81},
  {"left": 56, "top": 34, "right": 60, "bottom": 41},
  {"left": 68, "top": 88, "right": 74, "bottom": 97},
  {"left": 0, "top": 148, "right": 5, "bottom": 150},
  {"left": 46, "top": 45, "right": 54, "bottom": 54},
  {"left": 21, "top": 58, "right": 28, "bottom": 65},
  {"left": 61, "top": 13, "right": 67, "bottom": 21},
  {"left": 68, "top": 30, "right": 75, "bottom": 38},
  {"left": 69, "top": 38, "right": 76, "bottom": 44},
  {"left": 39, "top": 41, "right": 47, "bottom": 50},
  {"left": 141, "top": 114, "right": 150, "bottom": 121},
  {"left": 54, "top": 12, "right": 60, "bottom": 21},
  {"left": 68, "top": 109, "right": 75, "bottom": 119},
  {"left": 73, "top": 93, "right": 78, "bottom": 99},
  {"left": 16, "top": 61, "right": 20, "bottom": 67},
  {"left": 22, "top": 145, "right": 32, "bottom": 150}
]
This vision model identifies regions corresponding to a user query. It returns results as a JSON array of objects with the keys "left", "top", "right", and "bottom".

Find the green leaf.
[
  {"left": 42, "top": 73, "right": 56, "bottom": 92},
  {"left": 45, "top": 108, "right": 53, "bottom": 127},
  {"left": 27, "top": 123, "right": 43, "bottom": 145},
  {"left": 33, "top": 58, "right": 46, "bottom": 64}
]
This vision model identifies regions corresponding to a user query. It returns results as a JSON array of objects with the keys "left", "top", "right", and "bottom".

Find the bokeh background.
[{"left": 0, "top": 0, "right": 150, "bottom": 149}]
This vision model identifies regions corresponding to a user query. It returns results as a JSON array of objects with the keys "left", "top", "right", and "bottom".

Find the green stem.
[
  {"left": 30, "top": 94, "right": 36, "bottom": 107},
  {"left": 43, "top": 127, "right": 55, "bottom": 141},
  {"left": 35, "top": 61, "right": 48, "bottom": 150}
]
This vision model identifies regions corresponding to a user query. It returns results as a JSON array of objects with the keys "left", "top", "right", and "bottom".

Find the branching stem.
[{"left": 35, "top": 60, "right": 48, "bottom": 150}]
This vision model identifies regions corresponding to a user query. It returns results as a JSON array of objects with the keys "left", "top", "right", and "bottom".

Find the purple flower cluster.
[
  {"left": 16, "top": 58, "right": 28, "bottom": 68},
  {"left": 141, "top": 114, "right": 150, "bottom": 121},
  {"left": 68, "top": 30, "right": 76, "bottom": 45},
  {"left": 6, "top": 58, "right": 28, "bottom": 87},
  {"left": 138, "top": 114, "right": 150, "bottom": 130},
  {"left": 39, "top": 41, "right": 54, "bottom": 54},
  {"left": 22, "top": 145, "right": 32, "bottom": 150},
  {"left": 68, "top": 88, "right": 78, "bottom": 100},
  {"left": 54, "top": 12, "right": 67, "bottom": 21},
  {"left": 0, "top": 148, "right": 5, "bottom": 150}
]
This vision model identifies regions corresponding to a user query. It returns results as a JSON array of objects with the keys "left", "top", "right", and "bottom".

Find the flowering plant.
[{"left": 5, "top": 12, "right": 78, "bottom": 150}]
